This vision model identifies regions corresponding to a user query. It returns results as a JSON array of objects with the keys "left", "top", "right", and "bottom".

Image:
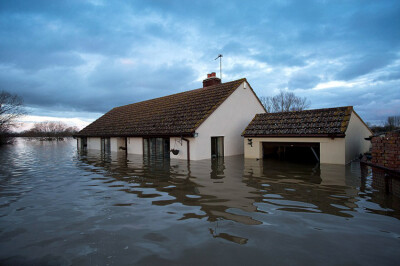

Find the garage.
[{"left": 243, "top": 106, "right": 372, "bottom": 165}]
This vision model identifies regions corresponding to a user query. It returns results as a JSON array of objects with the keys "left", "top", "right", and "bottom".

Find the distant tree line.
[
  {"left": 368, "top": 115, "right": 400, "bottom": 133},
  {"left": 16, "top": 121, "right": 79, "bottom": 140},
  {"left": 1, "top": 90, "right": 80, "bottom": 144}
]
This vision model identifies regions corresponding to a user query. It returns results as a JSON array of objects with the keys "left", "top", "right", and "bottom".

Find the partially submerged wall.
[
  {"left": 87, "top": 137, "right": 101, "bottom": 150},
  {"left": 371, "top": 131, "right": 400, "bottom": 171},
  {"left": 127, "top": 137, "right": 143, "bottom": 155}
]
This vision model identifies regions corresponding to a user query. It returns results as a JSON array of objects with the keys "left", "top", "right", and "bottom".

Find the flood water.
[{"left": 1, "top": 139, "right": 399, "bottom": 265}]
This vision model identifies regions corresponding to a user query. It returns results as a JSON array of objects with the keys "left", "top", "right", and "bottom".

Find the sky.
[{"left": 1, "top": 0, "right": 399, "bottom": 130}]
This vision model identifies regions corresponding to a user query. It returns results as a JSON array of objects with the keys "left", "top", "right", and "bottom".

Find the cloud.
[
  {"left": 288, "top": 73, "right": 321, "bottom": 90},
  {"left": 336, "top": 53, "right": 397, "bottom": 81},
  {"left": 0, "top": 0, "right": 399, "bottom": 127},
  {"left": 374, "top": 71, "right": 400, "bottom": 82}
]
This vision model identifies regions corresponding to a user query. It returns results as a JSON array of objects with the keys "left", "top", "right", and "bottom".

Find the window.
[
  {"left": 101, "top": 137, "right": 111, "bottom": 153},
  {"left": 143, "top": 137, "right": 170, "bottom": 159},
  {"left": 211, "top": 136, "right": 224, "bottom": 158},
  {"left": 81, "top": 137, "right": 87, "bottom": 151}
]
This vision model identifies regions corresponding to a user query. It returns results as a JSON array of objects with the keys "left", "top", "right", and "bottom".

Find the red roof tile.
[{"left": 76, "top": 79, "right": 246, "bottom": 137}]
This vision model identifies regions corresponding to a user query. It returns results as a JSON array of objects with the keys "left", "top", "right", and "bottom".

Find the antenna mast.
[{"left": 215, "top": 54, "right": 223, "bottom": 80}]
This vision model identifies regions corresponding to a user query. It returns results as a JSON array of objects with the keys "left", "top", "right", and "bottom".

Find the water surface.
[{"left": 0, "top": 139, "right": 399, "bottom": 265}]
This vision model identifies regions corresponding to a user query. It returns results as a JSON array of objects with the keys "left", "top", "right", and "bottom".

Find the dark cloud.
[
  {"left": 374, "top": 72, "right": 400, "bottom": 82},
  {"left": 288, "top": 74, "right": 321, "bottom": 90},
  {"left": 0, "top": 0, "right": 399, "bottom": 124},
  {"left": 336, "top": 53, "right": 397, "bottom": 81},
  {"left": 254, "top": 53, "right": 307, "bottom": 67}
]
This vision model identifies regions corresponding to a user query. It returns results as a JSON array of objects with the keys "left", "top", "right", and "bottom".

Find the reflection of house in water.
[
  {"left": 78, "top": 150, "right": 261, "bottom": 226},
  {"left": 74, "top": 150, "right": 398, "bottom": 228},
  {"left": 243, "top": 159, "right": 361, "bottom": 217}
]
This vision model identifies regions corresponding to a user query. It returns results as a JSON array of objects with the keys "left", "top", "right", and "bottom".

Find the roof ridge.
[{"left": 256, "top": 106, "right": 353, "bottom": 116}]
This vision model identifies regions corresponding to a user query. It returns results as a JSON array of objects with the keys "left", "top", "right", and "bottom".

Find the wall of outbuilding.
[{"left": 345, "top": 111, "right": 372, "bottom": 163}]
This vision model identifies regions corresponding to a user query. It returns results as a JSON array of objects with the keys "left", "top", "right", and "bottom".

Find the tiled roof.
[
  {"left": 242, "top": 106, "right": 353, "bottom": 137},
  {"left": 76, "top": 79, "right": 246, "bottom": 137}
]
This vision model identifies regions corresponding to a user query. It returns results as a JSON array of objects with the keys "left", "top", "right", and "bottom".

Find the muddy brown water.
[{"left": 0, "top": 139, "right": 399, "bottom": 265}]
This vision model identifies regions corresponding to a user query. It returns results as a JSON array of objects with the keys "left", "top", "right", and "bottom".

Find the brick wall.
[{"left": 371, "top": 131, "right": 400, "bottom": 171}]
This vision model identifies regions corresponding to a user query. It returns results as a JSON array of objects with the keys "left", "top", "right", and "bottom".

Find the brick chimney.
[{"left": 203, "top": 72, "right": 221, "bottom": 87}]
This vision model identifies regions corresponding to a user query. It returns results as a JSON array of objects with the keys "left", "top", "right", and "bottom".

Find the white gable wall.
[
  {"left": 189, "top": 81, "right": 266, "bottom": 160},
  {"left": 345, "top": 111, "right": 372, "bottom": 163}
]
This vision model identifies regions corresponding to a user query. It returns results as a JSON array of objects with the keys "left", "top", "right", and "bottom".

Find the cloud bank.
[{"left": 1, "top": 0, "right": 399, "bottom": 126}]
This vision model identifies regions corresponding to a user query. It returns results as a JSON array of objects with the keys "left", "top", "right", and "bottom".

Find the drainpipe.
[{"left": 181, "top": 137, "right": 190, "bottom": 161}]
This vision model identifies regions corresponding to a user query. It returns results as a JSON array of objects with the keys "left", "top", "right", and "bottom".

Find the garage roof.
[{"left": 242, "top": 106, "right": 353, "bottom": 137}]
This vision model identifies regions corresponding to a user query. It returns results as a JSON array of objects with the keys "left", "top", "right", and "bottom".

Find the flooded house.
[
  {"left": 242, "top": 106, "right": 372, "bottom": 164},
  {"left": 75, "top": 73, "right": 266, "bottom": 160}
]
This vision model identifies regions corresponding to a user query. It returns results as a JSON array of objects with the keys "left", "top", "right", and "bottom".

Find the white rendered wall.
[
  {"left": 169, "top": 137, "right": 192, "bottom": 160},
  {"left": 110, "top": 137, "right": 126, "bottom": 152},
  {"left": 244, "top": 137, "right": 346, "bottom": 165},
  {"left": 110, "top": 138, "right": 118, "bottom": 152},
  {"left": 117, "top": 137, "right": 125, "bottom": 151},
  {"left": 345, "top": 111, "right": 372, "bottom": 163},
  {"left": 127, "top": 137, "right": 143, "bottom": 155},
  {"left": 87, "top": 137, "right": 101, "bottom": 150},
  {"left": 190, "top": 81, "right": 266, "bottom": 160},
  {"left": 77, "top": 138, "right": 81, "bottom": 149}
]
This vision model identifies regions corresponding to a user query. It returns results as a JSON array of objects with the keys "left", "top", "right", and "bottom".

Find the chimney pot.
[{"left": 203, "top": 72, "right": 221, "bottom": 88}]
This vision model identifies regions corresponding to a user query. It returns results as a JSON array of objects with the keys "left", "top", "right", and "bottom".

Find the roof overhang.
[{"left": 73, "top": 132, "right": 196, "bottom": 138}]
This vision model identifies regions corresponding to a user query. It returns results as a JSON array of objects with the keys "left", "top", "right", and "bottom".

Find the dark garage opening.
[{"left": 262, "top": 142, "right": 320, "bottom": 163}]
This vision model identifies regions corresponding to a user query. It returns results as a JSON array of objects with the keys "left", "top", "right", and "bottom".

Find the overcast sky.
[{"left": 1, "top": 0, "right": 399, "bottom": 129}]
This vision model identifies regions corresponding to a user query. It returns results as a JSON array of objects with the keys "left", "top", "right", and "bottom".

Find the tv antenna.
[{"left": 215, "top": 54, "right": 223, "bottom": 80}]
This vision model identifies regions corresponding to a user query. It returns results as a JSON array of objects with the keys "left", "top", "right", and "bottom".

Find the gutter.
[{"left": 73, "top": 133, "right": 194, "bottom": 138}]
